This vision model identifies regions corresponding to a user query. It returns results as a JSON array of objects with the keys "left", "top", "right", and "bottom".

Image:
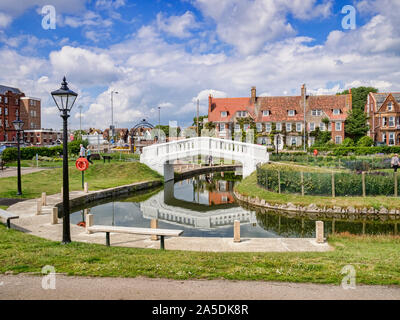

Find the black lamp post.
[
  {"left": 51, "top": 77, "right": 78, "bottom": 244},
  {"left": 12, "top": 118, "right": 24, "bottom": 195}
]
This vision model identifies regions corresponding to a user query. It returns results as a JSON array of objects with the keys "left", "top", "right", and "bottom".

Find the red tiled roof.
[{"left": 209, "top": 93, "right": 350, "bottom": 123}]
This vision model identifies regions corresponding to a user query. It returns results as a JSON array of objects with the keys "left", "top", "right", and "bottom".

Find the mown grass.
[
  {"left": 236, "top": 171, "right": 400, "bottom": 209},
  {"left": 0, "top": 224, "right": 399, "bottom": 285},
  {"left": 0, "top": 206, "right": 8, "bottom": 210},
  {"left": 0, "top": 162, "right": 162, "bottom": 199}
]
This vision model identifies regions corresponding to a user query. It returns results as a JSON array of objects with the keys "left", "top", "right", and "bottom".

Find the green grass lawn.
[
  {"left": 0, "top": 206, "right": 8, "bottom": 210},
  {"left": 236, "top": 171, "right": 400, "bottom": 210},
  {"left": 0, "top": 224, "right": 399, "bottom": 285},
  {"left": 0, "top": 162, "right": 162, "bottom": 199}
]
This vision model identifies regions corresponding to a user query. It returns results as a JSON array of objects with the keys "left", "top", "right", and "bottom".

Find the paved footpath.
[
  {"left": 0, "top": 274, "right": 400, "bottom": 300},
  {"left": 0, "top": 167, "right": 50, "bottom": 178}
]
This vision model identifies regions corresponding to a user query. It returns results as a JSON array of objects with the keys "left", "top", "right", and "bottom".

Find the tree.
[
  {"left": 338, "top": 86, "right": 378, "bottom": 112},
  {"left": 192, "top": 115, "right": 208, "bottom": 133},
  {"left": 357, "top": 136, "right": 374, "bottom": 147},
  {"left": 345, "top": 108, "right": 369, "bottom": 142}
]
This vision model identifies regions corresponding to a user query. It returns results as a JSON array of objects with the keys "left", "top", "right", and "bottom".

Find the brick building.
[
  {"left": 23, "top": 129, "right": 62, "bottom": 146},
  {"left": 208, "top": 85, "right": 352, "bottom": 149},
  {"left": 365, "top": 92, "right": 400, "bottom": 145},
  {"left": 0, "top": 85, "right": 41, "bottom": 144}
]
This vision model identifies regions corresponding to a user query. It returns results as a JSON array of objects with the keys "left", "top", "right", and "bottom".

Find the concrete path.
[
  {"left": 0, "top": 167, "right": 50, "bottom": 178},
  {"left": 1, "top": 274, "right": 399, "bottom": 300},
  {"left": 4, "top": 190, "right": 332, "bottom": 253}
]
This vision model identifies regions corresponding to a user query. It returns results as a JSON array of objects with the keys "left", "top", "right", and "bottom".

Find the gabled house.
[
  {"left": 366, "top": 92, "right": 400, "bottom": 145},
  {"left": 208, "top": 85, "right": 351, "bottom": 148}
]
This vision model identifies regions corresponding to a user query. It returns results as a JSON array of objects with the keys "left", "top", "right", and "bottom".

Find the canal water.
[{"left": 71, "top": 172, "right": 398, "bottom": 238}]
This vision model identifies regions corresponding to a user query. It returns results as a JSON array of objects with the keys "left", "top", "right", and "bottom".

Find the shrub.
[
  {"left": 1, "top": 146, "right": 63, "bottom": 162},
  {"left": 342, "top": 138, "right": 355, "bottom": 147},
  {"left": 357, "top": 136, "right": 374, "bottom": 147}
]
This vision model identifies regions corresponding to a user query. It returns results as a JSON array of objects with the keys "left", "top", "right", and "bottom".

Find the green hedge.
[
  {"left": 311, "top": 146, "right": 400, "bottom": 156},
  {"left": 1, "top": 146, "right": 63, "bottom": 162},
  {"left": 257, "top": 166, "right": 398, "bottom": 197}
]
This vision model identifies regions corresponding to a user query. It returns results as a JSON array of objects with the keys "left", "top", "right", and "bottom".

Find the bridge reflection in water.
[{"left": 140, "top": 173, "right": 258, "bottom": 230}]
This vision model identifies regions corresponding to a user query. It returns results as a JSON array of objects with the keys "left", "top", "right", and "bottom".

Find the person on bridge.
[
  {"left": 86, "top": 148, "right": 93, "bottom": 164},
  {"left": 208, "top": 155, "right": 213, "bottom": 166}
]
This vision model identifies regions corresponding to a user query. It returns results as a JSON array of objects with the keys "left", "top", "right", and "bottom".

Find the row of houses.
[{"left": 207, "top": 85, "right": 351, "bottom": 149}]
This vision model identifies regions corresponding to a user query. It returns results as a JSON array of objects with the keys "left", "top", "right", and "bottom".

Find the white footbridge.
[{"left": 140, "top": 137, "right": 269, "bottom": 181}]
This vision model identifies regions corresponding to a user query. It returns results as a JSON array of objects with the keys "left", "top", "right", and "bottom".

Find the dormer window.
[
  {"left": 236, "top": 111, "right": 247, "bottom": 117},
  {"left": 333, "top": 109, "right": 341, "bottom": 115},
  {"left": 221, "top": 111, "right": 227, "bottom": 117},
  {"left": 263, "top": 110, "right": 270, "bottom": 116},
  {"left": 288, "top": 110, "right": 295, "bottom": 117},
  {"left": 312, "top": 110, "right": 322, "bottom": 116},
  {"left": 388, "top": 102, "right": 393, "bottom": 111}
]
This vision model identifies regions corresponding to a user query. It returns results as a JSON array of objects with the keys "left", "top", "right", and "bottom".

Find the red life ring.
[
  {"left": 77, "top": 221, "right": 86, "bottom": 228},
  {"left": 76, "top": 158, "right": 89, "bottom": 171}
]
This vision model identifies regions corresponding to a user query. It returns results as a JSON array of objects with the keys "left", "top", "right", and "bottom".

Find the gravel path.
[{"left": 1, "top": 274, "right": 399, "bottom": 300}]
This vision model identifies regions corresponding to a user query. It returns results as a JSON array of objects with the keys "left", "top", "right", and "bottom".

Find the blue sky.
[{"left": 0, "top": 0, "right": 399, "bottom": 130}]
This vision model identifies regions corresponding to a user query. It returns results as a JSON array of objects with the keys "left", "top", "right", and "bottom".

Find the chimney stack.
[
  {"left": 301, "top": 84, "right": 306, "bottom": 98},
  {"left": 208, "top": 94, "right": 213, "bottom": 113},
  {"left": 251, "top": 86, "right": 256, "bottom": 104}
]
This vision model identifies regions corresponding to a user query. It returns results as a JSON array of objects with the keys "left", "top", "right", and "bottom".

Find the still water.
[{"left": 71, "top": 172, "right": 398, "bottom": 238}]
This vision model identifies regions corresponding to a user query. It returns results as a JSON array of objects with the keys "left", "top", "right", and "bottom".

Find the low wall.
[{"left": 56, "top": 180, "right": 163, "bottom": 215}]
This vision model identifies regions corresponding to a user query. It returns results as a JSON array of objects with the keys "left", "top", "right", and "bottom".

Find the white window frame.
[
  {"left": 296, "top": 123, "right": 302, "bottom": 132},
  {"left": 333, "top": 109, "right": 340, "bottom": 115},
  {"left": 389, "top": 132, "right": 395, "bottom": 146},
  {"left": 234, "top": 123, "right": 240, "bottom": 131},
  {"left": 320, "top": 123, "right": 326, "bottom": 131},
  {"left": 291, "top": 137, "right": 297, "bottom": 146},
  {"left": 243, "top": 123, "right": 250, "bottom": 131},
  {"left": 388, "top": 102, "right": 393, "bottom": 111},
  {"left": 312, "top": 109, "right": 322, "bottom": 116},
  {"left": 262, "top": 110, "right": 270, "bottom": 116},
  {"left": 389, "top": 116, "right": 395, "bottom": 127},
  {"left": 382, "top": 117, "right": 387, "bottom": 126},
  {"left": 309, "top": 123, "right": 315, "bottom": 131},
  {"left": 335, "top": 136, "right": 342, "bottom": 144},
  {"left": 335, "top": 122, "right": 342, "bottom": 131},
  {"left": 5, "top": 107, "right": 8, "bottom": 116},
  {"left": 288, "top": 110, "right": 295, "bottom": 117},
  {"left": 382, "top": 133, "right": 387, "bottom": 144},
  {"left": 256, "top": 123, "right": 262, "bottom": 132},
  {"left": 276, "top": 122, "right": 282, "bottom": 132},
  {"left": 266, "top": 123, "right": 272, "bottom": 132},
  {"left": 220, "top": 111, "right": 227, "bottom": 118},
  {"left": 286, "top": 123, "right": 292, "bottom": 132}
]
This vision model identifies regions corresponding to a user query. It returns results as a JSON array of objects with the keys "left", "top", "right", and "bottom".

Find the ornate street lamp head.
[
  {"left": 51, "top": 76, "right": 78, "bottom": 113},
  {"left": 12, "top": 119, "right": 24, "bottom": 131}
]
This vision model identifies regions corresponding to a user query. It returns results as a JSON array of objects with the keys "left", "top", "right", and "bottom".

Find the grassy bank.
[
  {"left": 0, "top": 162, "right": 162, "bottom": 199},
  {"left": 0, "top": 224, "right": 399, "bottom": 285},
  {"left": 236, "top": 171, "right": 400, "bottom": 210}
]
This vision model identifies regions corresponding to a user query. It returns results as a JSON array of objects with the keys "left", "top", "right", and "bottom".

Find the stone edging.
[
  {"left": 56, "top": 180, "right": 163, "bottom": 213},
  {"left": 233, "top": 189, "right": 400, "bottom": 217}
]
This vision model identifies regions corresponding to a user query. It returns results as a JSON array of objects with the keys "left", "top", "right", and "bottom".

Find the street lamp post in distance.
[
  {"left": 12, "top": 118, "right": 24, "bottom": 195},
  {"left": 51, "top": 76, "right": 78, "bottom": 245}
]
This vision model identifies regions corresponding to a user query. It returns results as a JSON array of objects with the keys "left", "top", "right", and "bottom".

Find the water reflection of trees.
[{"left": 253, "top": 207, "right": 398, "bottom": 237}]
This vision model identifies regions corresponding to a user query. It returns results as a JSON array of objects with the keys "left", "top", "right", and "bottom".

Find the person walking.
[
  {"left": 391, "top": 154, "right": 400, "bottom": 172},
  {"left": 79, "top": 144, "right": 86, "bottom": 158},
  {"left": 86, "top": 148, "right": 93, "bottom": 164}
]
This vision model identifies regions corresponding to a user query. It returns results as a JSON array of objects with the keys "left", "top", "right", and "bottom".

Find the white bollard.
[
  {"left": 51, "top": 207, "right": 58, "bottom": 225},
  {"left": 316, "top": 221, "right": 324, "bottom": 243},
  {"left": 36, "top": 199, "right": 42, "bottom": 215},
  {"left": 84, "top": 182, "right": 89, "bottom": 193},
  {"left": 234, "top": 220, "right": 240, "bottom": 243},
  {"left": 42, "top": 192, "right": 47, "bottom": 206},
  {"left": 86, "top": 214, "right": 94, "bottom": 234}
]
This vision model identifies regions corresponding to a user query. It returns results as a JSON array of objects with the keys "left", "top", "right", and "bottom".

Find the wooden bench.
[
  {"left": 86, "top": 225, "right": 183, "bottom": 250},
  {"left": 0, "top": 209, "right": 19, "bottom": 229}
]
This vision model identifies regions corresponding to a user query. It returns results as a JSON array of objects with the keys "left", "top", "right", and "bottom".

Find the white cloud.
[
  {"left": 193, "top": 0, "right": 332, "bottom": 55},
  {"left": 156, "top": 11, "right": 197, "bottom": 38},
  {"left": 0, "top": 13, "right": 12, "bottom": 28}
]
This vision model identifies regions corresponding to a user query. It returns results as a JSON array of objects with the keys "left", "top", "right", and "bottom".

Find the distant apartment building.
[
  {"left": 0, "top": 85, "right": 42, "bottom": 144},
  {"left": 23, "top": 129, "right": 62, "bottom": 146},
  {"left": 20, "top": 96, "right": 41, "bottom": 130},
  {"left": 365, "top": 92, "right": 400, "bottom": 145},
  {"left": 208, "top": 85, "right": 352, "bottom": 149}
]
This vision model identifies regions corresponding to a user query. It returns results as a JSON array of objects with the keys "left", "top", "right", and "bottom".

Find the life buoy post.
[{"left": 76, "top": 158, "right": 90, "bottom": 189}]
